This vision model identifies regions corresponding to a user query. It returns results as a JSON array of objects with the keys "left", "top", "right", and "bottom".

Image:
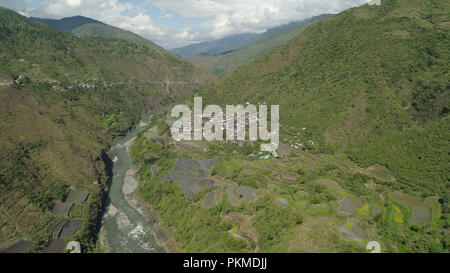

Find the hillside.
[
  {"left": 0, "top": 8, "right": 213, "bottom": 252},
  {"left": 200, "top": 0, "right": 449, "bottom": 196},
  {"left": 126, "top": 0, "right": 449, "bottom": 253},
  {"left": 190, "top": 14, "right": 333, "bottom": 75},
  {"left": 70, "top": 23, "right": 161, "bottom": 49}
]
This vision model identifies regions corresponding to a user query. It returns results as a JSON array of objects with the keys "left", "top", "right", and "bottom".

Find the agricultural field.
[{"left": 130, "top": 113, "right": 446, "bottom": 253}]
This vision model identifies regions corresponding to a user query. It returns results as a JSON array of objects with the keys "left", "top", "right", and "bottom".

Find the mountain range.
[
  {"left": 0, "top": 0, "right": 449, "bottom": 253},
  {"left": 31, "top": 15, "right": 104, "bottom": 32},
  {"left": 188, "top": 14, "right": 334, "bottom": 75}
]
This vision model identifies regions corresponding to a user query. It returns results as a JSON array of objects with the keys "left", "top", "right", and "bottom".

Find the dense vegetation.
[
  {"left": 200, "top": 0, "right": 449, "bottom": 197},
  {"left": 124, "top": 0, "right": 449, "bottom": 253},
  {"left": 1, "top": 0, "right": 449, "bottom": 253},
  {"left": 131, "top": 116, "right": 447, "bottom": 252}
]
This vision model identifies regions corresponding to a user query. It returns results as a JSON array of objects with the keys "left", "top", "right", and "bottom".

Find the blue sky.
[{"left": 0, "top": 0, "right": 368, "bottom": 49}]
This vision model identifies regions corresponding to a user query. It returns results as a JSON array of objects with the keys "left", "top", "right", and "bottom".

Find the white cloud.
[
  {"left": 66, "top": 0, "right": 81, "bottom": 7},
  {"left": 161, "top": 13, "right": 173, "bottom": 19},
  {"left": 147, "top": 0, "right": 232, "bottom": 18},
  {"left": 19, "top": 0, "right": 174, "bottom": 46},
  {"left": 0, "top": 0, "right": 30, "bottom": 11},
  {"left": 148, "top": 0, "right": 368, "bottom": 47}
]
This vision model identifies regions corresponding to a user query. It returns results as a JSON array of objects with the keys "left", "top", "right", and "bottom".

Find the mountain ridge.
[
  {"left": 171, "top": 15, "right": 333, "bottom": 58},
  {"left": 31, "top": 15, "right": 165, "bottom": 51},
  {"left": 190, "top": 14, "right": 333, "bottom": 75}
]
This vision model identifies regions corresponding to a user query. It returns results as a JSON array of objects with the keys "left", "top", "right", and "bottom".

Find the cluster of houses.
[
  {"left": 282, "top": 126, "right": 315, "bottom": 150},
  {"left": 186, "top": 111, "right": 262, "bottom": 140},
  {"left": 290, "top": 142, "right": 303, "bottom": 149},
  {"left": 50, "top": 81, "right": 118, "bottom": 91},
  {"left": 55, "top": 80, "right": 186, "bottom": 91}
]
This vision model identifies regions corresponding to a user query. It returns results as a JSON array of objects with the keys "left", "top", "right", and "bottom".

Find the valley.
[
  {"left": 186, "top": 14, "right": 334, "bottom": 76},
  {"left": 0, "top": 8, "right": 213, "bottom": 252},
  {"left": 0, "top": 0, "right": 448, "bottom": 254}
]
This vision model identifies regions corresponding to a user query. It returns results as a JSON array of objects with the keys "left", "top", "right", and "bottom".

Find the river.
[{"left": 100, "top": 112, "right": 166, "bottom": 253}]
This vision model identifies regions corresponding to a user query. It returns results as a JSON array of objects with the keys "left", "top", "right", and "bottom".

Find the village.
[{"left": 169, "top": 100, "right": 315, "bottom": 160}]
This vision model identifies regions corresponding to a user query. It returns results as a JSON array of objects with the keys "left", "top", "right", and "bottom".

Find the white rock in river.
[
  {"left": 123, "top": 175, "right": 138, "bottom": 196},
  {"left": 107, "top": 204, "right": 119, "bottom": 217},
  {"left": 116, "top": 211, "right": 132, "bottom": 230}
]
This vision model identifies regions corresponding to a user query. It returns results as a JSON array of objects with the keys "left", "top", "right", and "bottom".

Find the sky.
[{"left": 0, "top": 0, "right": 368, "bottom": 49}]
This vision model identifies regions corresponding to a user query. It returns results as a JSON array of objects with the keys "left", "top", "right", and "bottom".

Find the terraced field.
[{"left": 129, "top": 113, "right": 444, "bottom": 253}]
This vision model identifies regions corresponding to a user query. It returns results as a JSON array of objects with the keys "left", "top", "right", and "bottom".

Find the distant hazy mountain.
[
  {"left": 171, "top": 21, "right": 312, "bottom": 58},
  {"left": 183, "top": 14, "right": 333, "bottom": 75},
  {"left": 171, "top": 33, "right": 261, "bottom": 57},
  {"left": 31, "top": 15, "right": 161, "bottom": 50},
  {"left": 171, "top": 16, "right": 332, "bottom": 60}
]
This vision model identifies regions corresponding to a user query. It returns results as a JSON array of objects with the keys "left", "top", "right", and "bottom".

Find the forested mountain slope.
[
  {"left": 200, "top": 0, "right": 449, "bottom": 197},
  {"left": 0, "top": 8, "right": 213, "bottom": 251}
]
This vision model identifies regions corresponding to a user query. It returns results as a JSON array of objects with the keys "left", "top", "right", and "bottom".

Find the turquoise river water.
[{"left": 101, "top": 113, "right": 166, "bottom": 253}]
